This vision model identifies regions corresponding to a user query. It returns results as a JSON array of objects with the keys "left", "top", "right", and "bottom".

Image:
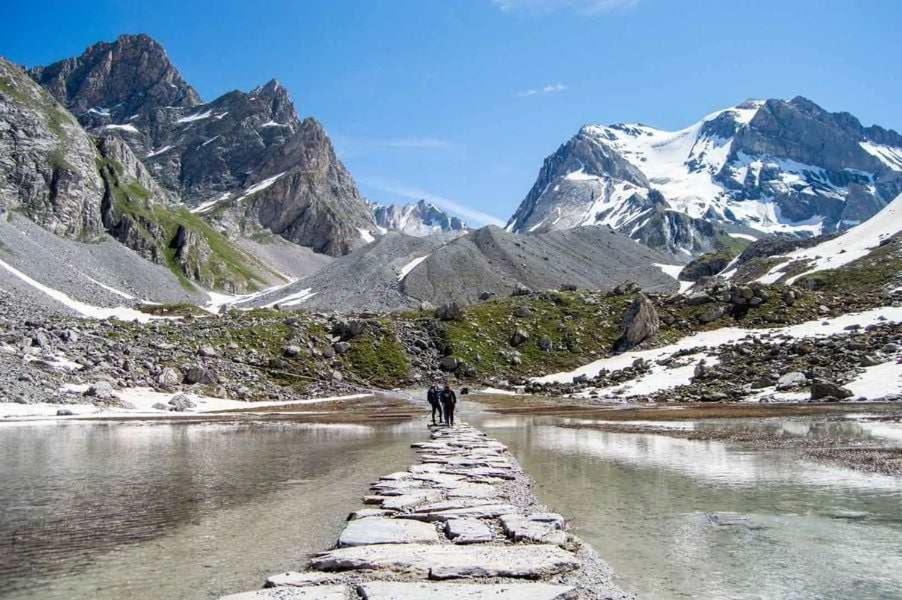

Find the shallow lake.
[{"left": 1, "top": 407, "right": 901, "bottom": 600}]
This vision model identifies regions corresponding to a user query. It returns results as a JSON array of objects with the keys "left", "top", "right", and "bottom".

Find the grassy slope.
[{"left": 97, "top": 156, "right": 272, "bottom": 292}]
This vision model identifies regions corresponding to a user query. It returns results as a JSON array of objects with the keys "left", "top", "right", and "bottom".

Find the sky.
[{"left": 3, "top": 0, "right": 901, "bottom": 226}]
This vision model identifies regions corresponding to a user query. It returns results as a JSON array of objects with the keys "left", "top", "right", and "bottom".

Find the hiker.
[
  {"left": 427, "top": 384, "right": 443, "bottom": 425},
  {"left": 440, "top": 383, "right": 457, "bottom": 427}
]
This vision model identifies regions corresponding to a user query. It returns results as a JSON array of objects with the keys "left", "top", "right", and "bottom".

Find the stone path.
[{"left": 220, "top": 424, "right": 630, "bottom": 600}]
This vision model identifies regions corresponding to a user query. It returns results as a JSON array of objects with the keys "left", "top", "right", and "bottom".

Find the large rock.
[
  {"left": 337, "top": 517, "right": 438, "bottom": 547},
  {"left": 358, "top": 582, "right": 576, "bottom": 600},
  {"left": 309, "top": 543, "right": 581, "bottom": 579},
  {"left": 810, "top": 381, "right": 854, "bottom": 401},
  {"left": 614, "top": 293, "right": 660, "bottom": 352}
]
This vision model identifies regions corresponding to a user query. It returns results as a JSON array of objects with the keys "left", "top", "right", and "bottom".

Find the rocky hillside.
[
  {"left": 244, "top": 224, "right": 677, "bottom": 312},
  {"left": 0, "top": 57, "right": 105, "bottom": 239},
  {"left": 372, "top": 199, "right": 467, "bottom": 237},
  {"left": 508, "top": 98, "right": 902, "bottom": 258},
  {"left": 29, "top": 34, "right": 376, "bottom": 256}
]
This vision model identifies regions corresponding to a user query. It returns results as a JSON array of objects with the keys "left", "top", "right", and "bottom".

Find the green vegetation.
[
  {"left": 436, "top": 291, "right": 633, "bottom": 378},
  {"left": 345, "top": 323, "right": 410, "bottom": 386},
  {"left": 794, "top": 238, "right": 901, "bottom": 295},
  {"left": 96, "top": 155, "right": 270, "bottom": 292}
]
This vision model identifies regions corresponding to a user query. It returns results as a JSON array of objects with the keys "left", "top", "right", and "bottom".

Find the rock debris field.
[{"left": 220, "top": 424, "right": 630, "bottom": 600}]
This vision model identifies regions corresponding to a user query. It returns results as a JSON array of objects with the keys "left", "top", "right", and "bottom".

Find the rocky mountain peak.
[
  {"left": 29, "top": 33, "right": 200, "bottom": 121},
  {"left": 509, "top": 97, "right": 902, "bottom": 258},
  {"left": 373, "top": 199, "right": 467, "bottom": 237}
]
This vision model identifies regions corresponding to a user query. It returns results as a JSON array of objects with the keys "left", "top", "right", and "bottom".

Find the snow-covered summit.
[
  {"left": 507, "top": 97, "right": 902, "bottom": 257},
  {"left": 372, "top": 199, "right": 467, "bottom": 237}
]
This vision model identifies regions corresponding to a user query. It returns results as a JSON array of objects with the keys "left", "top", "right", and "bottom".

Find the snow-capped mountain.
[
  {"left": 507, "top": 97, "right": 902, "bottom": 257},
  {"left": 372, "top": 199, "right": 467, "bottom": 237}
]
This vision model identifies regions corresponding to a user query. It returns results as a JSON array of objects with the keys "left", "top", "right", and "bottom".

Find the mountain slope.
[
  {"left": 30, "top": 34, "right": 376, "bottom": 256},
  {"left": 245, "top": 224, "right": 677, "bottom": 312},
  {"left": 373, "top": 199, "right": 468, "bottom": 237},
  {"left": 508, "top": 98, "right": 902, "bottom": 256},
  {"left": 0, "top": 57, "right": 105, "bottom": 239}
]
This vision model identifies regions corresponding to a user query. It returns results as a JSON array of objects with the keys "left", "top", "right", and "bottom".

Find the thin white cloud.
[
  {"left": 383, "top": 137, "right": 452, "bottom": 149},
  {"left": 493, "top": 0, "right": 638, "bottom": 15},
  {"left": 517, "top": 82, "right": 568, "bottom": 97},
  {"left": 333, "top": 134, "right": 455, "bottom": 157},
  {"left": 363, "top": 179, "right": 505, "bottom": 227}
]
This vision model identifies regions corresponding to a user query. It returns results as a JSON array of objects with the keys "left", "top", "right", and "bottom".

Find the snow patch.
[
  {"left": 102, "top": 123, "right": 140, "bottom": 134},
  {"left": 0, "top": 257, "right": 168, "bottom": 323},
  {"left": 175, "top": 109, "right": 213, "bottom": 124},
  {"left": 358, "top": 228, "right": 376, "bottom": 244},
  {"left": 860, "top": 141, "right": 902, "bottom": 171},
  {"left": 845, "top": 360, "right": 902, "bottom": 400},
  {"left": 397, "top": 255, "right": 430, "bottom": 282},
  {"left": 145, "top": 145, "right": 173, "bottom": 158},
  {"left": 727, "top": 232, "right": 758, "bottom": 241},
  {"left": 235, "top": 172, "right": 288, "bottom": 203},
  {"left": 756, "top": 193, "right": 902, "bottom": 284}
]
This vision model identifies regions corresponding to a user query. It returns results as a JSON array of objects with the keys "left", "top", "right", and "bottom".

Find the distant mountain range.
[
  {"left": 507, "top": 98, "right": 902, "bottom": 258},
  {"left": 2, "top": 32, "right": 901, "bottom": 311}
]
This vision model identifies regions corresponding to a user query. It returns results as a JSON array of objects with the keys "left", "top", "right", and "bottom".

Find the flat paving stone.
[
  {"left": 357, "top": 582, "right": 576, "bottom": 600},
  {"left": 411, "top": 498, "right": 496, "bottom": 513},
  {"left": 378, "top": 472, "right": 412, "bottom": 481},
  {"left": 443, "top": 483, "right": 501, "bottom": 499},
  {"left": 444, "top": 518, "right": 494, "bottom": 544},
  {"left": 380, "top": 489, "right": 444, "bottom": 510},
  {"left": 265, "top": 571, "right": 345, "bottom": 587},
  {"left": 310, "top": 543, "right": 580, "bottom": 579},
  {"left": 219, "top": 585, "right": 348, "bottom": 600},
  {"left": 409, "top": 464, "right": 442, "bottom": 473},
  {"left": 415, "top": 503, "right": 520, "bottom": 522},
  {"left": 348, "top": 508, "right": 396, "bottom": 521},
  {"left": 500, "top": 514, "right": 567, "bottom": 545},
  {"left": 338, "top": 517, "right": 439, "bottom": 547}
]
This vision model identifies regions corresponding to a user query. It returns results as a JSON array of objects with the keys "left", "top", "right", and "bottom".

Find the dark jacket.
[
  {"left": 439, "top": 389, "right": 457, "bottom": 407},
  {"left": 427, "top": 387, "right": 439, "bottom": 405}
]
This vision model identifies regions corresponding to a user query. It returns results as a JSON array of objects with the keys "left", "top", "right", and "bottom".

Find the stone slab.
[
  {"left": 358, "top": 582, "right": 576, "bottom": 600},
  {"left": 219, "top": 585, "right": 347, "bottom": 600},
  {"left": 348, "top": 508, "right": 397, "bottom": 521},
  {"left": 380, "top": 489, "right": 444, "bottom": 510},
  {"left": 442, "top": 483, "right": 501, "bottom": 499},
  {"left": 444, "top": 518, "right": 494, "bottom": 544},
  {"left": 265, "top": 571, "right": 345, "bottom": 588},
  {"left": 415, "top": 503, "right": 520, "bottom": 522},
  {"left": 310, "top": 544, "right": 580, "bottom": 579},
  {"left": 338, "top": 517, "right": 439, "bottom": 547},
  {"left": 500, "top": 514, "right": 567, "bottom": 545}
]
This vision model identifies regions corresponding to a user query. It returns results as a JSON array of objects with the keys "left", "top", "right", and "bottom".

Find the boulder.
[
  {"left": 168, "top": 393, "right": 196, "bottom": 412},
  {"left": 435, "top": 303, "right": 464, "bottom": 321},
  {"left": 776, "top": 371, "right": 807, "bottom": 389},
  {"left": 509, "top": 329, "right": 530, "bottom": 347},
  {"left": 810, "top": 381, "right": 853, "bottom": 401},
  {"left": 85, "top": 381, "right": 114, "bottom": 399},
  {"left": 197, "top": 345, "right": 217, "bottom": 357},
  {"left": 183, "top": 365, "right": 216, "bottom": 385},
  {"left": 156, "top": 367, "right": 181, "bottom": 389},
  {"left": 614, "top": 293, "right": 660, "bottom": 352},
  {"left": 282, "top": 345, "right": 301, "bottom": 357},
  {"left": 511, "top": 283, "right": 532, "bottom": 296},
  {"left": 333, "top": 342, "right": 351, "bottom": 355},
  {"left": 439, "top": 356, "right": 458, "bottom": 372}
]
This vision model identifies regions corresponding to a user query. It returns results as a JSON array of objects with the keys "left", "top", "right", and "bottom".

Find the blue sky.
[{"left": 3, "top": 0, "right": 901, "bottom": 225}]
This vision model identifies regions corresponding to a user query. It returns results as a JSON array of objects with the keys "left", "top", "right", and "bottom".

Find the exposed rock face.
[
  {"left": 0, "top": 57, "right": 105, "bottom": 238},
  {"left": 373, "top": 199, "right": 467, "bottom": 237},
  {"left": 29, "top": 34, "right": 375, "bottom": 256},
  {"left": 29, "top": 34, "right": 200, "bottom": 120},
  {"left": 615, "top": 293, "right": 660, "bottom": 352},
  {"left": 508, "top": 97, "right": 902, "bottom": 256}
]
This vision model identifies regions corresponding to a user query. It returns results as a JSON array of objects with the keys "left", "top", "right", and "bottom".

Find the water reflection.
[
  {"left": 479, "top": 416, "right": 902, "bottom": 600},
  {"left": 0, "top": 420, "right": 423, "bottom": 600}
]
